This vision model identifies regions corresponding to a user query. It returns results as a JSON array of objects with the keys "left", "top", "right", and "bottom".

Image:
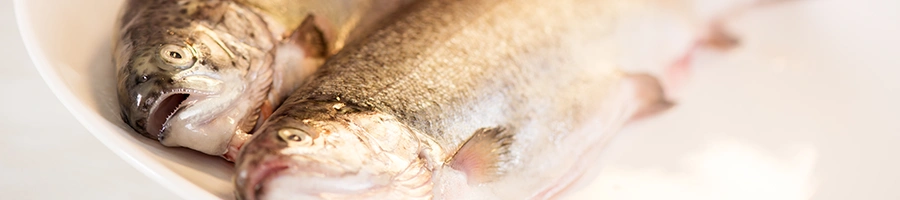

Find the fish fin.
[
  {"left": 658, "top": 45, "right": 693, "bottom": 101},
  {"left": 700, "top": 22, "right": 739, "bottom": 51},
  {"left": 698, "top": 0, "right": 801, "bottom": 51},
  {"left": 287, "top": 15, "right": 328, "bottom": 59},
  {"left": 658, "top": 0, "right": 798, "bottom": 100},
  {"left": 260, "top": 100, "right": 274, "bottom": 122},
  {"left": 447, "top": 127, "right": 514, "bottom": 184},
  {"left": 621, "top": 73, "right": 675, "bottom": 122}
]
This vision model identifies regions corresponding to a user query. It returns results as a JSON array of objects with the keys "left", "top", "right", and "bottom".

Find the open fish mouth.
[
  {"left": 238, "top": 157, "right": 368, "bottom": 200},
  {"left": 240, "top": 159, "right": 290, "bottom": 200},
  {"left": 146, "top": 90, "right": 209, "bottom": 139}
]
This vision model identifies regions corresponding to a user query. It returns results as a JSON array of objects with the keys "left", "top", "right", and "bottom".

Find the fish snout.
[
  {"left": 118, "top": 71, "right": 168, "bottom": 139},
  {"left": 236, "top": 156, "right": 376, "bottom": 200},
  {"left": 117, "top": 63, "right": 221, "bottom": 140},
  {"left": 236, "top": 156, "right": 290, "bottom": 200}
]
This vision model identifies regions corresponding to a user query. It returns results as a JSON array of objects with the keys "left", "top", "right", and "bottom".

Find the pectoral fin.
[
  {"left": 699, "top": 0, "right": 800, "bottom": 51},
  {"left": 288, "top": 15, "right": 328, "bottom": 59},
  {"left": 259, "top": 99, "right": 274, "bottom": 122},
  {"left": 658, "top": 0, "right": 799, "bottom": 101},
  {"left": 622, "top": 73, "right": 675, "bottom": 122},
  {"left": 447, "top": 127, "right": 514, "bottom": 184}
]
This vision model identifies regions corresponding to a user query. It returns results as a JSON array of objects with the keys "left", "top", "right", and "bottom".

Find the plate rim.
[{"left": 12, "top": 1, "right": 223, "bottom": 199}]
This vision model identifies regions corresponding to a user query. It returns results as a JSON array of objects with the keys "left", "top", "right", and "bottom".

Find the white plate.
[
  {"left": 14, "top": 0, "right": 232, "bottom": 199},
  {"left": 15, "top": 0, "right": 900, "bottom": 199}
]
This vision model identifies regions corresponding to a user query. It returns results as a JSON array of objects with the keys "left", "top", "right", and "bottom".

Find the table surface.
[{"left": 4, "top": 0, "right": 900, "bottom": 199}]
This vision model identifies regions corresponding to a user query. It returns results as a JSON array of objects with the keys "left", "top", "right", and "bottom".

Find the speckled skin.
[
  {"left": 238, "top": 0, "right": 670, "bottom": 198},
  {"left": 114, "top": 0, "right": 416, "bottom": 157},
  {"left": 277, "top": 0, "right": 626, "bottom": 154},
  {"left": 282, "top": 0, "right": 623, "bottom": 151},
  {"left": 115, "top": 0, "right": 276, "bottom": 139}
]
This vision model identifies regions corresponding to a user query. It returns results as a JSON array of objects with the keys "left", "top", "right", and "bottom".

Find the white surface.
[
  {"left": 13, "top": 0, "right": 233, "bottom": 199},
  {"left": 571, "top": 0, "right": 900, "bottom": 199},
  {"left": 0, "top": 0, "right": 178, "bottom": 199},
  {"left": 5, "top": 0, "right": 900, "bottom": 200}
]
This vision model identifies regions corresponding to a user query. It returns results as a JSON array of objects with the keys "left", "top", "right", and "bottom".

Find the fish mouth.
[
  {"left": 238, "top": 156, "right": 377, "bottom": 200},
  {"left": 146, "top": 90, "right": 207, "bottom": 139},
  {"left": 240, "top": 159, "right": 290, "bottom": 200}
]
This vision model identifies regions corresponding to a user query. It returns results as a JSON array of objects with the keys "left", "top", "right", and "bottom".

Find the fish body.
[
  {"left": 113, "top": 0, "right": 414, "bottom": 160},
  {"left": 235, "top": 0, "right": 682, "bottom": 199}
]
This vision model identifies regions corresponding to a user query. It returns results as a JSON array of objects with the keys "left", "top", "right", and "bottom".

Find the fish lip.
[
  {"left": 146, "top": 89, "right": 212, "bottom": 139},
  {"left": 237, "top": 155, "right": 370, "bottom": 199},
  {"left": 240, "top": 158, "right": 291, "bottom": 200}
]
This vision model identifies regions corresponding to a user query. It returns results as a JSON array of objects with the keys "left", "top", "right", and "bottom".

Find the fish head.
[
  {"left": 236, "top": 102, "right": 434, "bottom": 200},
  {"left": 115, "top": 1, "right": 275, "bottom": 156}
]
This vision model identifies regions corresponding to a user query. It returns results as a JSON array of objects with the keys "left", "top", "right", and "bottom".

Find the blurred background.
[{"left": 4, "top": 0, "right": 900, "bottom": 199}]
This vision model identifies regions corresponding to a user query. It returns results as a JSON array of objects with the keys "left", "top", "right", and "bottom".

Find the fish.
[
  {"left": 113, "top": 0, "right": 415, "bottom": 160},
  {"left": 233, "top": 0, "right": 783, "bottom": 199}
]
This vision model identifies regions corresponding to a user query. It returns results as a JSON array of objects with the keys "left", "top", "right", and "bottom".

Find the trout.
[
  {"left": 113, "top": 0, "right": 413, "bottom": 160},
  {"left": 235, "top": 0, "right": 782, "bottom": 199}
]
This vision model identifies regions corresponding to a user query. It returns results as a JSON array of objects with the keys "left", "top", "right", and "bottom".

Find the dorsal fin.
[
  {"left": 447, "top": 127, "right": 514, "bottom": 184},
  {"left": 621, "top": 73, "right": 674, "bottom": 122}
]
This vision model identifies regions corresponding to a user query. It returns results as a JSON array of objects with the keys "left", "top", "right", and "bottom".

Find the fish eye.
[
  {"left": 158, "top": 44, "right": 194, "bottom": 69},
  {"left": 135, "top": 75, "right": 150, "bottom": 84},
  {"left": 278, "top": 129, "right": 312, "bottom": 144},
  {"left": 288, "top": 134, "right": 301, "bottom": 141}
]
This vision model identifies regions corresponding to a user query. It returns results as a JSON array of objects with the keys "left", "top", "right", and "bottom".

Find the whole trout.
[
  {"left": 113, "top": 0, "right": 414, "bottom": 160},
  {"left": 235, "top": 0, "right": 778, "bottom": 199}
]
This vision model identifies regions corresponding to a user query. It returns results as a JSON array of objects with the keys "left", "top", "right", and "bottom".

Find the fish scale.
[
  {"left": 290, "top": 0, "right": 619, "bottom": 147},
  {"left": 235, "top": 0, "right": 665, "bottom": 199},
  {"left": 238, "top": 0, "right": 787, "bottom": 197},
  {"left": 114, "top": 0, "right": 418, "bottom": 160}
]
